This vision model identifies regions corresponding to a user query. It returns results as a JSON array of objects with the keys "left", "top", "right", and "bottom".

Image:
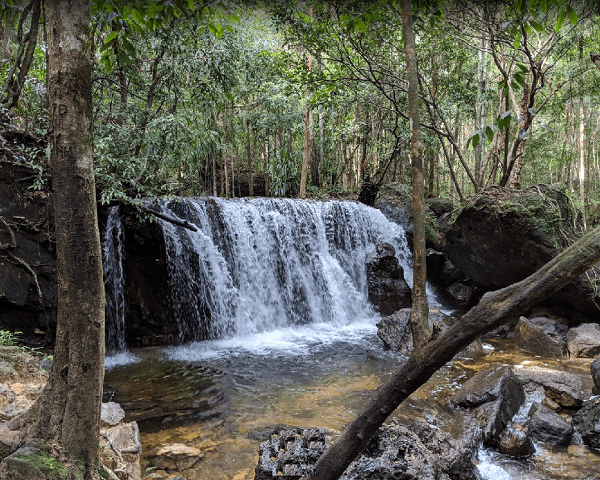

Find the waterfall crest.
[{"left": 158, "top": 198, "right": 411, "bottom": 342}]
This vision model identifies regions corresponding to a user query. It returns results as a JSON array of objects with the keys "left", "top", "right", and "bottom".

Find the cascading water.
[
  {"left": 102, "top": 205, "right": 127, "bottom": 353},
  {"left": 157, "top": 197, "right": 412, "bottom": 347}
]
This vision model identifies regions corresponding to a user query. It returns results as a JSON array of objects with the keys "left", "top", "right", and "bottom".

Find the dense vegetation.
[{"left": 1, "top": 0, "right": 599, "bottom": 223}]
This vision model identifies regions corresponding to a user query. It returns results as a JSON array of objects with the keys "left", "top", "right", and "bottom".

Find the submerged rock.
[
  {"left": 146, "top": 443, "right": 203, "bottom": 473},
  {"left": 572, "top": 397, "right": 600, "bottom": 449},
  {"left": 528, "top": 403, "right": 573, "bottom": 446},
  {"left": 567, "top": 323, "right": 600, "bottom": 358},
  {"left": 450, "top": 365, "right": 525, "bottom": 447},
  {"left": 365, "top": 243, "right": 411, "bottom": 316},
  {"left": 514, "top": 316, "right": 568, "bottom": 357}
]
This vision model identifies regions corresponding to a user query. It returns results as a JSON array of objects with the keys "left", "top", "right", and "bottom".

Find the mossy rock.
[
  {"left": 0, "top": 439, "right": 69, "bottom": 480},
  {"left": 445, "top": 184, "right": 598, "bottom": 316}
]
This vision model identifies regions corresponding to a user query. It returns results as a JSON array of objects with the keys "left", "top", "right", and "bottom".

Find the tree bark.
[
  {"left": 303, "top": 225, "right": 600, "bottom": 480},
  {"left": 299, "top": 4, "right": 313, "bottom": 198},
  {"left": 1, "top": 1, "right": 105, "bottom": 479}
]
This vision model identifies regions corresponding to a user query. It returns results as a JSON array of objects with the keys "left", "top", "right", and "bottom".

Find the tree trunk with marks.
[
  {"left": 303, "top": 224, "right": 600, "bottom": 480},
  {"left": 0, "top": 1, "right": 105, "bottom": 479}
]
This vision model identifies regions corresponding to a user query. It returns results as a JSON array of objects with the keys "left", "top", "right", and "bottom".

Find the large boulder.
[
  {"left": 514, "top": 316, "right": 568, "bottom": 357},
  {"left": 444, "top": 185, "right": 600, "bottom": 316},
  {"left": 567, "top": 323, "right": 600, "bottom": 358},
  {"left": 516, "top": 366, "right": 584, "bottom": 410},
  {"left": 497, "top": 425, "right": 535, "bottom": 457},
  {"left": 365, "top": 243, "right": 411, "bottom": 316},
  {"left": 340, "top": 419, "right": 482, "bottom": 480},
  {"left": 572, "top": 397, "right": 600, "bottom": 449},
  {"left": 528, "top": 403, "right": 573, "bottom": 446},
  {"left": 450, "top": 365, "right": 525, "bottom": 446}
]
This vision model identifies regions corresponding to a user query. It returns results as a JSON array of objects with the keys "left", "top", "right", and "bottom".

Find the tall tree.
[{"left": 0, "top": 1, "right": 105, "bottom": 479}]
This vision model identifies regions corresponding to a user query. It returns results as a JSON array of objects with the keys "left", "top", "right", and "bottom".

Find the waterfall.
[
  {"left": 102, "top": 205, "right": 127, "bottom": 353},
  {"left": 157, "top": 198, "right": 411, "bottom": 343}
]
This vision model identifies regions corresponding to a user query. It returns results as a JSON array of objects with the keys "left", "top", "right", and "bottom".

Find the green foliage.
[{"left": 0, "top": 330, "right": 21, "bottom": 347}]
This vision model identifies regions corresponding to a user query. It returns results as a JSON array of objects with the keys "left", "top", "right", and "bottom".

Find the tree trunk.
[
  {"left": 303, "top": 224, "right": 600, "bottom": 480},
  {"left": 1, "top": 2, "right": 105, "bottom": 479},
  {"left": 299, "top": 4, "right": 313, "bottom": 198}
]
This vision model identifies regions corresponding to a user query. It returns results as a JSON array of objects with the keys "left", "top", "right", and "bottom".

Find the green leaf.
[
  {"left": 555, "top": 8, "right": 565, "bottom": 32},
  {"left": 485, "top": 125, "right": 494, "bottom": 140},
  {"left": 540, "top": 0, "right": 548, "bottom": 13},
  {"left": 105, "top": 31, "right": 118, "bottom": 44},
  {"left": 513, "top": 32, "right": 522, "bottom": 49},
  {"left": 187, "top": 0, "right": 194, "bottom": 10},
  {"left": 523, "top": 23, "right": 532, "bottom": 35},
  {"left": 529, "top": 20, "right": 543, "bottom": 32},
  {"left": 566, "top": 6, "right": 578, "bottom": 25}
]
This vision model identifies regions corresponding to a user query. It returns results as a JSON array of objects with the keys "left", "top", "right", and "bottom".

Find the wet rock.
[
  {"left": 572, "top": 397, "right": 600, "bottom": 449},
  {"left": 147, "top": 443, "right": 203, "bottom": 473},
  {"left": 376, "top": 308, "right": 457, "bottom": 355},
  {"left": 592, "top": 357, "right": 600, "bottom": 395},
  {"left": 528, "top": 403, "right": 573, "bottom": 446},
  {"left": 445, "top": 282, "right": 473, "bottom": 307},
  {"left": 365, "top": 243, "right": 411, "bottom": 316},
  {"left": 426, "top": 250, "right": 465, "bottom": 287},
  {"left": 450, "top": 365, "right": 525, "bottom": 446},
  {"left": 516, "top": 366, "right": 583, "bottom": 410},
  {"left": 542, "top": 397, "right": 561, "bottom": 411},
  {"left": 0, "top": 438, "right": 68, "bottom": 480},
  {"left": 101, "top": 401, "right": 126, "bottom": 428},
  {"left": 339, "top": 419, "right": 482, "bottom": 480},
  {"left": 255, "top": 428, "right": 327, "bottom": 480},
  {"left": 567, "top": 323, "right": 600, "bottom": 358},
  {"left": 514, "top": 316, "right": 568, "bottom": 357},
  {"left": 497, "top": 425, "right": 535, "bottom": 457}
]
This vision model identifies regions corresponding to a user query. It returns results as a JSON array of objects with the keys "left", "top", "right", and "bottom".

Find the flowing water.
[{"left": 102, "top": 197, "right": 600, "bottom": 480}]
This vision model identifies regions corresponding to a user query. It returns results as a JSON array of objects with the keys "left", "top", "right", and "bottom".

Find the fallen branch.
[
  {"left": 304, "top": 225, "right": 600, "bottom": 480},
  {"left": 142, "top": 207, "right": 198, "bottom": 232}
]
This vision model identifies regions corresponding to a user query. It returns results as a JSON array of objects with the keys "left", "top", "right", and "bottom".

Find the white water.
[{"left": 102, "top": 205, "right": 127, "bottom": 353}]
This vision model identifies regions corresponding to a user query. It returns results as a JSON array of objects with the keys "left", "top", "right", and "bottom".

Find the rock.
[
  {"left": 592, "top": 357, "right": 600, "bottom": 395},
  {"left": 572, "top": 397, "right": 600, "bottom": 449},
  {"left": 528, "top": 403, "right": 573, "bottom": 446},
  {"left": 514, "top": 316, "right": 568, "bottom": 357},
  {"left": 567, "top": 323, "right": 600, "bottom": 358},
  {"left": 0, "top": 384, "right": 15, "bottom": 410},
  {"left": 255, "top": 428, "right": 327, "bottom": 480},
  {"left": 450, "top": 365, "right": 525, "bottom": 446},
  {"left": 365, "top": 243, "right": 411, "bottom": 316},
  {"left": 497, "top": 425, "right": 535, "bottom": 457},
  {"left": 444, "top": 185, "right": 600, "bottom": 316},
  {"left": 100, "top": 421, "right": 142, "bottom": 480},
  {"left": 542, "top": 397, "right": 561, "bottom": 411},
  {"left": 101, "top": 401, "right": 126, "bottom": 428},
  {"left": 445, "top": 282, "right": 473, "bottom": 307},
  {"left": 376, "top": 308, "right": 457, "bottom": 355},
  {"left": 516, "top": 366, "right": 584, "bottom": 410},
  {"left": 0, "top": 438, "right": 68, "bottom": 480},
  {"left": 147, "top": 443, "right": 203, "bottom": 473},
  {"left": 339, "top": 419, "right": 481, "bottom": 480},
  {"left": 38, "top": 356, "right": 53, "bottom": 373}
]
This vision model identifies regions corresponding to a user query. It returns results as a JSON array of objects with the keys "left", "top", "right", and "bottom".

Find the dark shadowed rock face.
[
  {"left": 572, "top": 397, "right": 600, "bottom": 449},
  {"left": 365, "top": 243, "right": 411, "bottom": 316},
  {"left": 592, "top": 357, "right": 600, "bottom": 395},
  {"left": 514, "top": 316, "right": 568, "bottom": 357},
  {"left": 450, "top": 365, "right": 525, "bottom": 447},
  {"left": 528, "top": 403, "right": 573, "bottom": 446},
  {"left": 444, "top": 185, "right": 600, "bottom": 315}
]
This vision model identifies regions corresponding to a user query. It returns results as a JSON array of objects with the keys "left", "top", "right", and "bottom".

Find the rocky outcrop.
[
  {"left": 528, "top": 403, "right": 573, "bottom": 446},
  {"left": 566, "top": 323, "right": 600, "bottom": 358},
  {"left": 365, "top": 243, "right": 411, "bottom": 316},
  {"left": 339, "top": 419, "right": 482, "bottom": 480},
  {"left": 572, "top": 397, "right": 600, "bottom": 449},
  {"left": 514, "top": 316, "right": 568, "bottom": 357},
  {"left": 450, "top": 365, "right": 525, "bottom": 447},
  {"left": 444, "top": 185, "right": 600, "bottom": 316},
  {"left": 0, "top": 162, "right": 56, "bottom": 346},
  {"left": 516, "top": 366, "right": 584, "bottom": 410}
]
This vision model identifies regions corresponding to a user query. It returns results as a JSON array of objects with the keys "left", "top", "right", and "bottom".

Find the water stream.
[{"left": 102, "top": 197, "right": 600, "bottom": 480}]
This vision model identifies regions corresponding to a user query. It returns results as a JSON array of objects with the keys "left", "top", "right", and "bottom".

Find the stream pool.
[{"left": 104, "top": 321, "right": 600, "bottom": 480}]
